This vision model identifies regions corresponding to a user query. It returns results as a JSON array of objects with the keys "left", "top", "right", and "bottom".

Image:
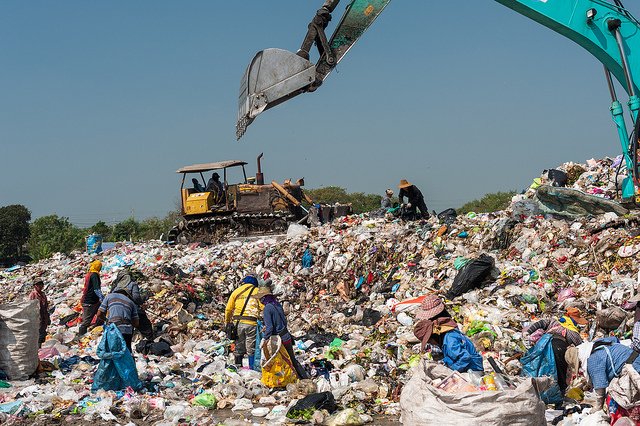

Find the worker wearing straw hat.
[{"left": 398, "top": 179, "right": 430, "bottom": 219}]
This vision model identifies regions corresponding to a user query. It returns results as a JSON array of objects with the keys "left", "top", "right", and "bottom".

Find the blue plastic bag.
[
  {"left": 86, "top": 234, "right": 103, "bottom": 254},
  {"left": 520, "top": 333, "right": 562, "bottom": 404},
  {"left": 302, "top": 248, "right": 313, "bottom": 268},
  {"left": 92, "top": 324, "right": 142, "bottom": 392}
]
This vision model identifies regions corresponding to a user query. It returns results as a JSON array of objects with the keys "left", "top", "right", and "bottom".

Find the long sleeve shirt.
[
  {"left": 525, "top": 318, "right": 583, "bottom": 347},
  {"left": 442, "top": 329, "right": 484, "bottom": 372},
  {"left": 29, "top": 289, "right": 50, "bottom": 328},
  {"left": 381, "top": 197, "right": 392, "bottom": 209},
  {"left": 398, "top": 186, "right": 424, "bottom": 204},
  {"left": 262, "top": 302, "right": 292, "bottom": 342},
  {"left": 81, "top": 272, "right": 104, "bottom": 305},
  {"left": 224, "top": 283, "right": 261, "bottom": 326},
  {"left": 587, "top": 340, "right": 640, "bottom": 390}
]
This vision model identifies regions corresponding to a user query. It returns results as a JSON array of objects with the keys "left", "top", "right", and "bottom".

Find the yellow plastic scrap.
[{"left": 566, "top": 387, "right": 584, "bottom": 401}]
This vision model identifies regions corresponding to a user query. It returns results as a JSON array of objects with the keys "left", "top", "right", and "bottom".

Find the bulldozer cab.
[{"left": 176, "top": 160, "right": 249, "bottom": 216}]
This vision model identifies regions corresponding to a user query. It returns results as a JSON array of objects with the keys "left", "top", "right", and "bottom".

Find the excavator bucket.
[
  {"left": 236, "top": 48, "right": 316, "bottom": 139},
  {"left": 236, "top": 0, "right": 391, "bottom": 139}
]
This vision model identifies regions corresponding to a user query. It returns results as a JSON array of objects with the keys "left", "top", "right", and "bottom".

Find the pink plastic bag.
[
  {"left": 38, "top": 346, "right": 60, "bottom": 360},
  {"left": 557, "top": 288, "right": 576, "bottom": 302}
]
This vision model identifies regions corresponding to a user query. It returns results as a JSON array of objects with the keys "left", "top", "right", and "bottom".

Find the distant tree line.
[
  {"left": 305, "top": 186, "right": 381, "bottom": 214},
  {"left": 0, "top": 204, "right": 180, "bottom": 264},
  {"left": 457, "top": 191, "right": 517, "bottom": 214}
]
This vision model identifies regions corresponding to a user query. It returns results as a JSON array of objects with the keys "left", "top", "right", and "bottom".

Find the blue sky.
[{"left": 2, "top": 1, "right": 639, "bottom": 225}]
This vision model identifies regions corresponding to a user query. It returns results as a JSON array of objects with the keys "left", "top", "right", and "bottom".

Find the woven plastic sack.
[
  {"left": 0, "top": 300, "right": 39, "bottom": 380},
  {"left": 92, "top": 324, "right": 142, "bottom": 392},
  {"left": 400, "top": 360, "right": 545, "bottom": 426},
  {"left": 260, "top": 335, "right": 297, "bottom": 388},
  {"left": 608, "top": 364, "right": 640, "bottom": 410},
  {"left": 520, "top": 333, "right": 562, "bottom": 404}
]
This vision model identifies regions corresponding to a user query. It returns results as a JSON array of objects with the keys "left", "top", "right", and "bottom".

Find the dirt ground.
[{"left": 9, "top": 411, "right": 402, "bottom": 425}]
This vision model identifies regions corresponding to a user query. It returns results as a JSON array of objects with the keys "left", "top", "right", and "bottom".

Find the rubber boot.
[
  {"left": 248, "top": 354, "right": 255, "bottom": 371},
  {"left": 234, "top": 354, "right": 244, "bottom": 367}
]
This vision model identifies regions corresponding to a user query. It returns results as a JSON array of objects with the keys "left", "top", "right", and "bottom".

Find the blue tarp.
[
  {"left": 86, "top": 234, "right": 103, "bottom": 254},
  {"left": 520, "top": 333, "right": 563, "bottom": 404},
  {"left": 92, "top": 324, "right": 142, "bottom": 392}
]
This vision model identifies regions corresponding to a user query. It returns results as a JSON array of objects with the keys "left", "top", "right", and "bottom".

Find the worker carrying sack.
[
  {"left": 400, "top": 360, "right": 546, "bottom": 426},
  {"left": 0, "top": 300, "right": 40, "bottom": 380}
]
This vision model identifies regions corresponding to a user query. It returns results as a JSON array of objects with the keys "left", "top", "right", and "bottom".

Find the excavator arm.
[{"left": 237, "top": 0, "right": 640, "bottom": 201}]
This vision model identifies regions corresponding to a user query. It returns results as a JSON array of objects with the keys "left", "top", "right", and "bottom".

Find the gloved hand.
[
  {"left": 406, "top": 203, "right": 412, "bottom": 208},
  {"left": 590, "top": 390, "right": 606, "bottom": 414}
]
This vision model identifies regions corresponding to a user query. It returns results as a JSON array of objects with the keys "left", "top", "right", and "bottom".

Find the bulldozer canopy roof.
[{"left": 176, "top": 160, "right": 248, "bottom": 173}]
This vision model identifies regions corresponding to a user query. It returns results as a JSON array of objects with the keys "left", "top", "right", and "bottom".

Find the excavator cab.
[{"left": 236, "top": 0, "right": 391, "bottom": 139}]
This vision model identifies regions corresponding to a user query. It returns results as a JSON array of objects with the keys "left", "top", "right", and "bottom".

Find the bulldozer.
[{"left": 168, "top": 154, "right": 327, "bottom": 243}]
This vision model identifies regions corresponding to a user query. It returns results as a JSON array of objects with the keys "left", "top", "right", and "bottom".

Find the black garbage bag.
[
  {"left": 286, "top": 391, "right": 338, "bottom": 421},
  {"left": 547, "top": 169, "right": 568, "bottom": 187},
  {"left": 437, "top": 208, "right": 458, "bottom": 225},
  {"left": 492, "top": 218, "right": 519, "bottom": 250},
  {"left": 446, "top": 254, "right": 495, "bottom": 299},
  {"left": 361, "top": 308, "right": 382, "bottom": 326},
  {"left": 135, "top": 338, "right": 174, "bottom": 356},
  {"left": 303, "top": 326, "right": 340, "bottom": 350}
]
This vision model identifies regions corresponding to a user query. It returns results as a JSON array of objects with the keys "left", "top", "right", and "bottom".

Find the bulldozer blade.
[{"left": 237, "top": 48, "right": 316, "bottom": 139}]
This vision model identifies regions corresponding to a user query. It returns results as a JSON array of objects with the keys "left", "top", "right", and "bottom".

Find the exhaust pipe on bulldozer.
[{"left": 256, "top": 153, "right": 264, "bottom": 185}]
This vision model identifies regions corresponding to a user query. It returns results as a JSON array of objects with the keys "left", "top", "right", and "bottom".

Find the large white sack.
[
  {"left": 400, "top": 360, "right": 546, "bottom": 426},
  {"left": 0, "top": 300, "right": 40, "bottom": 380},
  {"left": 608, "top": 364, "right": 640, "bottom": 409}
]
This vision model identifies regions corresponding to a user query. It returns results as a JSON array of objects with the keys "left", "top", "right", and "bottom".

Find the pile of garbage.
[{"left": 0, "top": 156, "right": 639, "bottom": 424}]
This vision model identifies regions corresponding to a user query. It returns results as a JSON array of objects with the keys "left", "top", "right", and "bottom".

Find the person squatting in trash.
[
  {"left": 225, "top": 275, "right": 261, "bottom": 369},
  {"left": 567, "top": 337, "right": 640, "bottom": 414},
  {"left": 110, "top": 269, "right": 154, "bottom": 341},
  {"left": 29, "top": 278, "right": 50, "bottom": 347},
  {"left": 256, "top": 285, "right": 309, "bottom": 379},
  {"left": 381, "top": 189, "right": 394, "bottom": 209},
  {"left": 78, "top": 260, "right": 104, "bottom": 336},
  {"left": 96, "top": 289, "right": 140, "bottom": 353},
  {"left": 524, "top": 307, "right": 586, "bottom": 394},
  {"left": 398, "top": 179, "right": 430, "bottom": 219},
  {"left": 413, "top": 294, "right": 483, "bottom": 372}
]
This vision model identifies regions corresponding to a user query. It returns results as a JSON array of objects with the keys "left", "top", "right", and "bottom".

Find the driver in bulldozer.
[{"left": 206, "top": 172, "right": 225, "bottom": 203}]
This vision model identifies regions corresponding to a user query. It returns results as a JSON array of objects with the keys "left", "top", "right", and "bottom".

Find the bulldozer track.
[{"left": 168, "top": 211, "right": 297, "bottom": 244}]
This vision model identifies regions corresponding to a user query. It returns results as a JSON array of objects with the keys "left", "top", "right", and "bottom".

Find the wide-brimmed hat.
[
  {"left": 398, "top": 179, "right": 412, "bottom": 189},
  {"left": 33, "top": 279, "right": 44, "bottom": 287},
  {"left": 566, "top": 307, "right": 588, "bottom": 325},
  {"left": 255, "top": 286, "right": 273, "bottom": 299},
  {"left": 415, "top": 294, "right": 445, "bottom": 320}
]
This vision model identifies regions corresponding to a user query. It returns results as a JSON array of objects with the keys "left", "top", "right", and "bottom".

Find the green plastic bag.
[{"left": 192, "top": 392, "right": 217, "bottom": 408}]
